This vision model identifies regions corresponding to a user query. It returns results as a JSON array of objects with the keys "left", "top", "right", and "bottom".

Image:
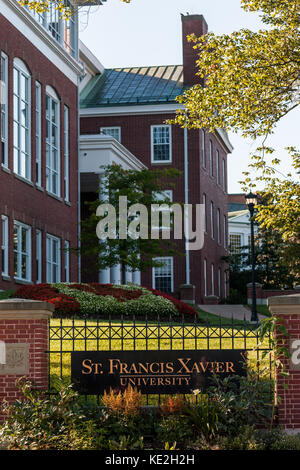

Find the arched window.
[
  {"left": 46, "top": 86, "right": 60, "bottom": 196},
  {"left": 13, "top": 58, "right": 31, "bottom": 180}
]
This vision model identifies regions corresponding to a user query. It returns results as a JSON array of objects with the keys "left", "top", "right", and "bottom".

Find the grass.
[
  {"left": 197, "top": 308, "right": 254, "bottom": 327},
  {"left": 0, "top": 290, "right": 14, "bottom": 300}
]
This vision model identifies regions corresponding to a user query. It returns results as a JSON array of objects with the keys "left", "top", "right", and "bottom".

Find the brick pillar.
[
  {"left": 268, "top": 294, "right": 300, "bottom": 432},
  {"left": 0, "top": 299, "right": 54, "bottom": 413},
  {"left": 247, "top": 282, "right": 263, "bottom": 305},
  {"left": 179, "top": 284, "right": 196, "bottom": 305}
]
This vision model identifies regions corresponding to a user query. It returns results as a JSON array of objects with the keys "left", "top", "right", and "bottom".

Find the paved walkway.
[{"left": 197, "top": 304, "right": 267, "bottom": 322}]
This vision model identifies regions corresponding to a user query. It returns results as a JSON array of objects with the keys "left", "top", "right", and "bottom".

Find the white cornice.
[
  {"left": 2, "top": 0, "right": 83, "bottom": 83},
  {"left": 80, "top": 103, "right": 182, "bottom": 117}
]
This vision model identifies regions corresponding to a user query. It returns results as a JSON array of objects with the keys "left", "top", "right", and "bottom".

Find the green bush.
[{"left": 156, "top": 414, "right": 194, "bottom": 446}]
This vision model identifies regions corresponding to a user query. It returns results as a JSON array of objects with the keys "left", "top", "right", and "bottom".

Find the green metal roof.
[
  {"left": 80, "top": 65, "right": 186, "bottom": 108},
  {"left": 228, "top": 202, "right": 247, "bottom": 213}
]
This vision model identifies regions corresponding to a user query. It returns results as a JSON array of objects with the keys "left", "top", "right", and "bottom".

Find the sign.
[
  {"left": 290, "top": 339, "right": 300, "bottom": 371},
  {"left": 71, "top": 349, "right": 247, "bottom": 395},
  {"left": 0, "top": 343, "right": 29, "bottom": 375}
]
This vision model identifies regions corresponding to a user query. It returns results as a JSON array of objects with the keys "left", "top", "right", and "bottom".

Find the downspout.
[
  {"left": 76, "top": 7, "right": 81, "bottom": 283},
  {"left": 184, "top": 128, "right": 190, "bottom": 285}
]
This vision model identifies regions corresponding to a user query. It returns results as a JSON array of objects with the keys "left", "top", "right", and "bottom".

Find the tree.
[
  {"left": 172, "top": 0, "right": 299, "bottom": 139},
  {"left": 19, "top": 0, "right": 131, "bottom": 17},
  {"left": 79, "top": 165, "right": 182, "bottom": 284}
]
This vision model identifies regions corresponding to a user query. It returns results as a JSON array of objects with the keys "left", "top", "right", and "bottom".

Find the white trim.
[
  {"left": 13, "top": 220, "right": 32, "bottom": 282},
  {"left": 80, "top": 103, "right": 183, "bottom": 117},
  {"left": 100, "top": 126, "right": 121, "bottom": 143},
  {"left": 218, "top": 267, "right": 221, "bottom": 298},
  {"left": 36, "top": 229, "right": 42, "bottom": 283},
  {"left": 64, "top": 105, "right": 70, "bottom": 202},
  {"left": 64, "top": 240, "right": 70, "bottom": 282},
  {"left": 211, "top": 263, "right": 215, "bottom": 296},
  {"left": 0, "top": 0, "right": 82, "bottom": 84},
  {"left": 151, "top": 124, "right": 172, "bottom": 164},
  {"left": 204, "top": 258, "right": 207, "bottom": 297},
  {"left": 201, "top": 129, "right": 205, "bottom": 168},
  {"left": 210, "top": 201, "right": 214, "bottom": 240},
  {"left": 1, "top": 52, "right": 9, "bottom": 169},
  {"left": 217, "top": 208, "right": 221, "bottom": 245},
  {"left": 46, "top": 91, "right": 61, "bottom": 197},
  {"left": 46, "top": 233, "right": 61, "bottom": 283},
  {"left": 35, "top": 81, "right": 42, "bottom": 186},
  {"left": 1, "top": 215, "right": 9, "bottom": 276},
  {"left": 46, "top": 85, "right": 59, "bottom": 101},
  {"left": 209, "top": 139, "right": 213, "bottom": 177},
  {"left": 152, "top": 256, "right": 174, "bottom": 292}
]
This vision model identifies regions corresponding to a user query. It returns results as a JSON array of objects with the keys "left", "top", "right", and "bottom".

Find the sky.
[{"left": 79, "top": 0, "right": 299, "bottom": 194}]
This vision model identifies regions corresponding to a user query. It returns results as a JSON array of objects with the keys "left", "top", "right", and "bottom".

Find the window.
[
  {"left": 151, "top": 125, "right": 172, "bottom": 163},
  {"left": 1, "top": 52, "right": 8, "bottom": 167},
  {"left": 36, "top": 229, "right": 42, "bottom": 283},
  {"left": 100, "top": 127, "right": 121, "bottom": 143},
  {"left": 46, "top": 86, "right": 60, "bottom": 196},
  {"left": 153, "top": 257, "right": 173, "bottom": 293},
  {"left": 224, "top": 272, "right": 227, "bottom": 298},
  {"left": 210, "top": 201, "right": 214, "bottom": 239},
  {"left": 201, "top": 129, "right": 206, "bottom": 167},
  {"left": 216, "top": 149, "right": 220, "bottom": 185},
  {"left": 1, "top": 215, "right": 8, "bottom": 276},
  {"left": 224, "top": 215, "right": 227, "bottom": 249},
  {"left": 218, "top": 268, "right": 221, "bottom": 298},
  {"left": 211, "top": 264, "right": 215, "bottom": 295},
  {"left": 14, "top": 221, "right": 31, "bottom": 281},
  {"left": 152, "top": 190, "right": 173, "bottom": 231},
  {"left": 64, "top": 240, "right": 70, "bottom": 282},
  {"left": 13, "top": 58, "right": 31, "bottom": 180},
  {"left": 202, "top": 194, "right": 207, "bottom": 232},
  {"left": 46, "top": 234, "right": 61, "bottom": 282},
  {"left": 229, "top": 233, "right": 242, "bottom": 254},
  {"left": 217, "top": 209, "right": 221, "bottom": 244},
  {"left": 204, "top": 258, "right": 207, "bottom": 297},
  {"left": 209, "top": 140, "right": 213, "bottom": 177},
  {"left": 36, "top": 82, "right": 42, "bottom": 186},
  {"left": 222, "top": 159, "right": 227, "bottom": 191},
  {"left": 64, "top": 105, "right": 69, "bottom": 201}
]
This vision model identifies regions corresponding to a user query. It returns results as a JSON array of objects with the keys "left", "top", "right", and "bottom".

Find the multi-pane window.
[
  {"left": 229, "top": 233, "right": 242, "bottom": 254},
  {"left": 202, "top": 194, "right": 207, "bottom": 232},
  {"left": 13, "top": 59, "right": 31, "bottom": 180},
  {"left": 46, "top": 87, "right": 60, "bottom": 196},
  {"left": 64, "top": 240, "right": 70, "bottom": 282},
  {"left": 222, "top": 159, "right": 227, "bottom": 191},
  {"left": 216, "top": 149, "right": 220, "bottom": 185},
  {"left": 1, "top": 52, "right": 8, "bottom": 167},
  {"left": 46, "top": 234, "right": 61, "bottom": 283},
  {"left": 152, "top": 190, "right": 173, "bottom": 231},
  {"left": 218, "top": 268, "right": 221, "bottom": 298},
  {"left": 36, "top": 82, "right": 42, "bottom": 186},
  {"left": 14, "top": 221, "right": 31, "bottom": 281},
  {"left": 217, "top": 209, "right": 221, "bottom": 244},
  {"left": 64, "top": 105, "right": 69, "bottom": 201},
  {"left": 201, "top": 129, "right": 206, "bottom": 167},
  {"left": 224, "top": 272, "right": 227, "bottom": 298},
  {"left": 100, "top": 127, "right": 121, "bottom": 143},
  {"left": 36, "top": 229, "right": 42, "bottom": 284},
  {"left": 153, "top": 257, "right": 173, "bottom": 293},
  {"left": 204, "top": 258, "right": 207, "bottom": 297},
  {"left": 209, "top": 140, "right": 213, "bottom": 177},
  {"left": 1, "top": 215, "right": 8, "bottom": 276},
  {"left": 224, "top": 215, "right": 227, "bottom": 249},
  {"left": 210, "top": 201, "right": 214, "bottom": 239},
  {"left": 211, "top": 264, "right": 215, "bottom": 296},
  {"left": 151, "top": 125, "right": 172, "bottom": 163}
]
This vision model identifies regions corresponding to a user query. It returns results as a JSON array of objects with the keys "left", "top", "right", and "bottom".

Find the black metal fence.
[{"left": 47, "top": 313, "right": 274, "bottom": 404}]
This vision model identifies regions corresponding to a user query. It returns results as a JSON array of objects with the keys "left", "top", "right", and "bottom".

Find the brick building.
[
  {"left": 80, "top": 14, "right": 233, "bottom": 303},
  {"left": 0, "top": 0, "right": 86, "bottom": 290}
]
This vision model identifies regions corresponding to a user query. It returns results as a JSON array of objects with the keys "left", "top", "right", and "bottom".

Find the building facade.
[
  {"left": 0, "top": 0, "right": 83, "bottom": 290},
  {"left": 80, "top": 14, "right": 233, "bottom": 303}
]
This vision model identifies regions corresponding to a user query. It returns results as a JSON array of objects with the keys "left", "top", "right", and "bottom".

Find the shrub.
[
  {"left": 102, "top": 386, "right": 142, "bottom": 417},
  {"left": 156, "top": 414, "right": 194, "bottom": 445}
]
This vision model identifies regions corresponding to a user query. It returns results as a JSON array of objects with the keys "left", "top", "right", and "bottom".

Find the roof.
[
  {"left": 228, "top": 210, "right": 249, "bottom": 220},
  {"left": 228, "top": 202, "right": 247, "bottom": 212},
  {"left": 80, "top": 65, "right": 186, "bottom": 108}
]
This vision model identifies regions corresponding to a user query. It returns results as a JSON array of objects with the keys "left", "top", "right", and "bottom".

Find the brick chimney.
[{"left": 181, "top": 14, "right": 208, "bottom": 87}]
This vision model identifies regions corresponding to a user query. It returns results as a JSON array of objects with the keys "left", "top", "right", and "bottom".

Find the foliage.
[
  {"left": 13, "top": 282, "right": 197, "bottom": 318},
  {"left": 171, "top": 0, "right": 299, "bottom": 139},
  {"left": 160, "top": 395, "right": 185, "bottom": 416},
  {"left": 102, "top": 386, "right": 142, "bottom": 417},
  {"left": 79, "top": 164, "right": 182, "bottom": 284},
  {"left": 19, "top": 0, "right": 131, "bottom": 17},
  {"left": 156, "top": 414, "right": 194, "bottom": 446}
]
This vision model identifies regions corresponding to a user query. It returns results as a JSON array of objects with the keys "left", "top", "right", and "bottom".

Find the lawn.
[{"left": 48, "top": 317, "right": 273, "bottom": 402}]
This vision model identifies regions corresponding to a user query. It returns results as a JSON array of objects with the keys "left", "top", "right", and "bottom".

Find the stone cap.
[
  {"left": 268, "top": 294, "right": 300, "bottom": 315},
  {"left": 0, "top": 298, "right": 54, "bottom": 320},
  {"left": 179, "top": 284, "right": 195, "bottom": 289},
  {"left": 247, "top": 282, "right": 262, "bottom": 288}
]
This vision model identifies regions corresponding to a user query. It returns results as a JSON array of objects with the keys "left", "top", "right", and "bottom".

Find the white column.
[
  {"left": 98, "top": 172, "right": 110, "bottom": 284},
  {"left": 125, "top": 268, "right": 133, "bottom": 284},
  {"left": 132, "top": 270, "right": 141, "bottom": 286},
  {"left": 111, "top": 265, "right": 121, "bottom": 285}
]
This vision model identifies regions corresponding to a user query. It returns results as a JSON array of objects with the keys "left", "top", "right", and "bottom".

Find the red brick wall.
[
  {"left": 0, "top": 14, "right": 79, "bottom": 289},
  {"left": 0, "top": 318, "right": 49, "bottom": 415},
  {"left": 80, "top": 114, "right": 229, "bottom": 303},
  {"left": 181, "top": 14, "right": 208, "bottom": 86}
]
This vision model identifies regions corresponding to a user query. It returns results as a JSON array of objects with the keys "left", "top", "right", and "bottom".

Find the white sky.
[{"left": 79, "top": 0, "right": 299, "bottom": 194}]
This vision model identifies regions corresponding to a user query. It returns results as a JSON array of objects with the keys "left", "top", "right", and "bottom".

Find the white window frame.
[
  {"left": 222, "top": 158, "right": 227, "bottom": 192},
  {"left": 209, "top": 140, "right": 213, "bottom": 177},
  {"left": 100, "top": 126, "right": 121, "bottom": 143},
  {"left": 46, "top": 233, "right": 61, "bottom": 283},
  {"left": 64, "top": 240, "right": 70, "bottom": 282},
  {"left": 152, "top": 190, "right": 173, "bottom": 231},
  {"left": 218, "top": 267, "right": 221, "bottom": 298},
  {"left": 152, "top": 256, "right": 174, "bottom": 293},
  {"left": 36, "top": 229, "right": 42, "bottom": 284},
  {"left": 1, "top": 215, "right": 9, "bottom": 277},
  {"left": 216, "top": 149, "right": 220, "bottom": 185},
  {"left": 229, "top": 233, "right": 242, "bottom": 254},
  {"left": 35, "top": 81, "right": 42, "bottom": 186},
  {"left": 13, "top": 58, "right": 31, "bottom": 181},
  {"left": 204, "top": 258, "right": 207, "bottom": 297},
  {"left": 151, "top": 125, "right": 172, "bottom": 164},
  {"left": 46, "top": 86, "right": 60, "bottom": 197},
  {"left": 211, "top": 263, "right": 215, "bottom": 296},
  {"left": 217, "top": 208, "right": 221, "bottom": 245},
  {"left": 224, "top": 215, "right": 227, "bottom": 249},
  {"left": 210, "top": 201, "right": 214, "bottom": 239},
  {"left": 202, "top": 193, "right": 207, "bottom": 233},
  {"left": 14, "top": 221, "right": 32, "bottom": 282},
  {"left": 1, "top": 52, "right": 8, "bottom": 168},
  {"left": 64, "top": 105, "right": 69, "bottom": 202},
  {"left": 201, "top": 129, "right": 205, "bottom": 168},
  {"left": 224, "top": 272, "right": 227, "bottom": 298}
]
